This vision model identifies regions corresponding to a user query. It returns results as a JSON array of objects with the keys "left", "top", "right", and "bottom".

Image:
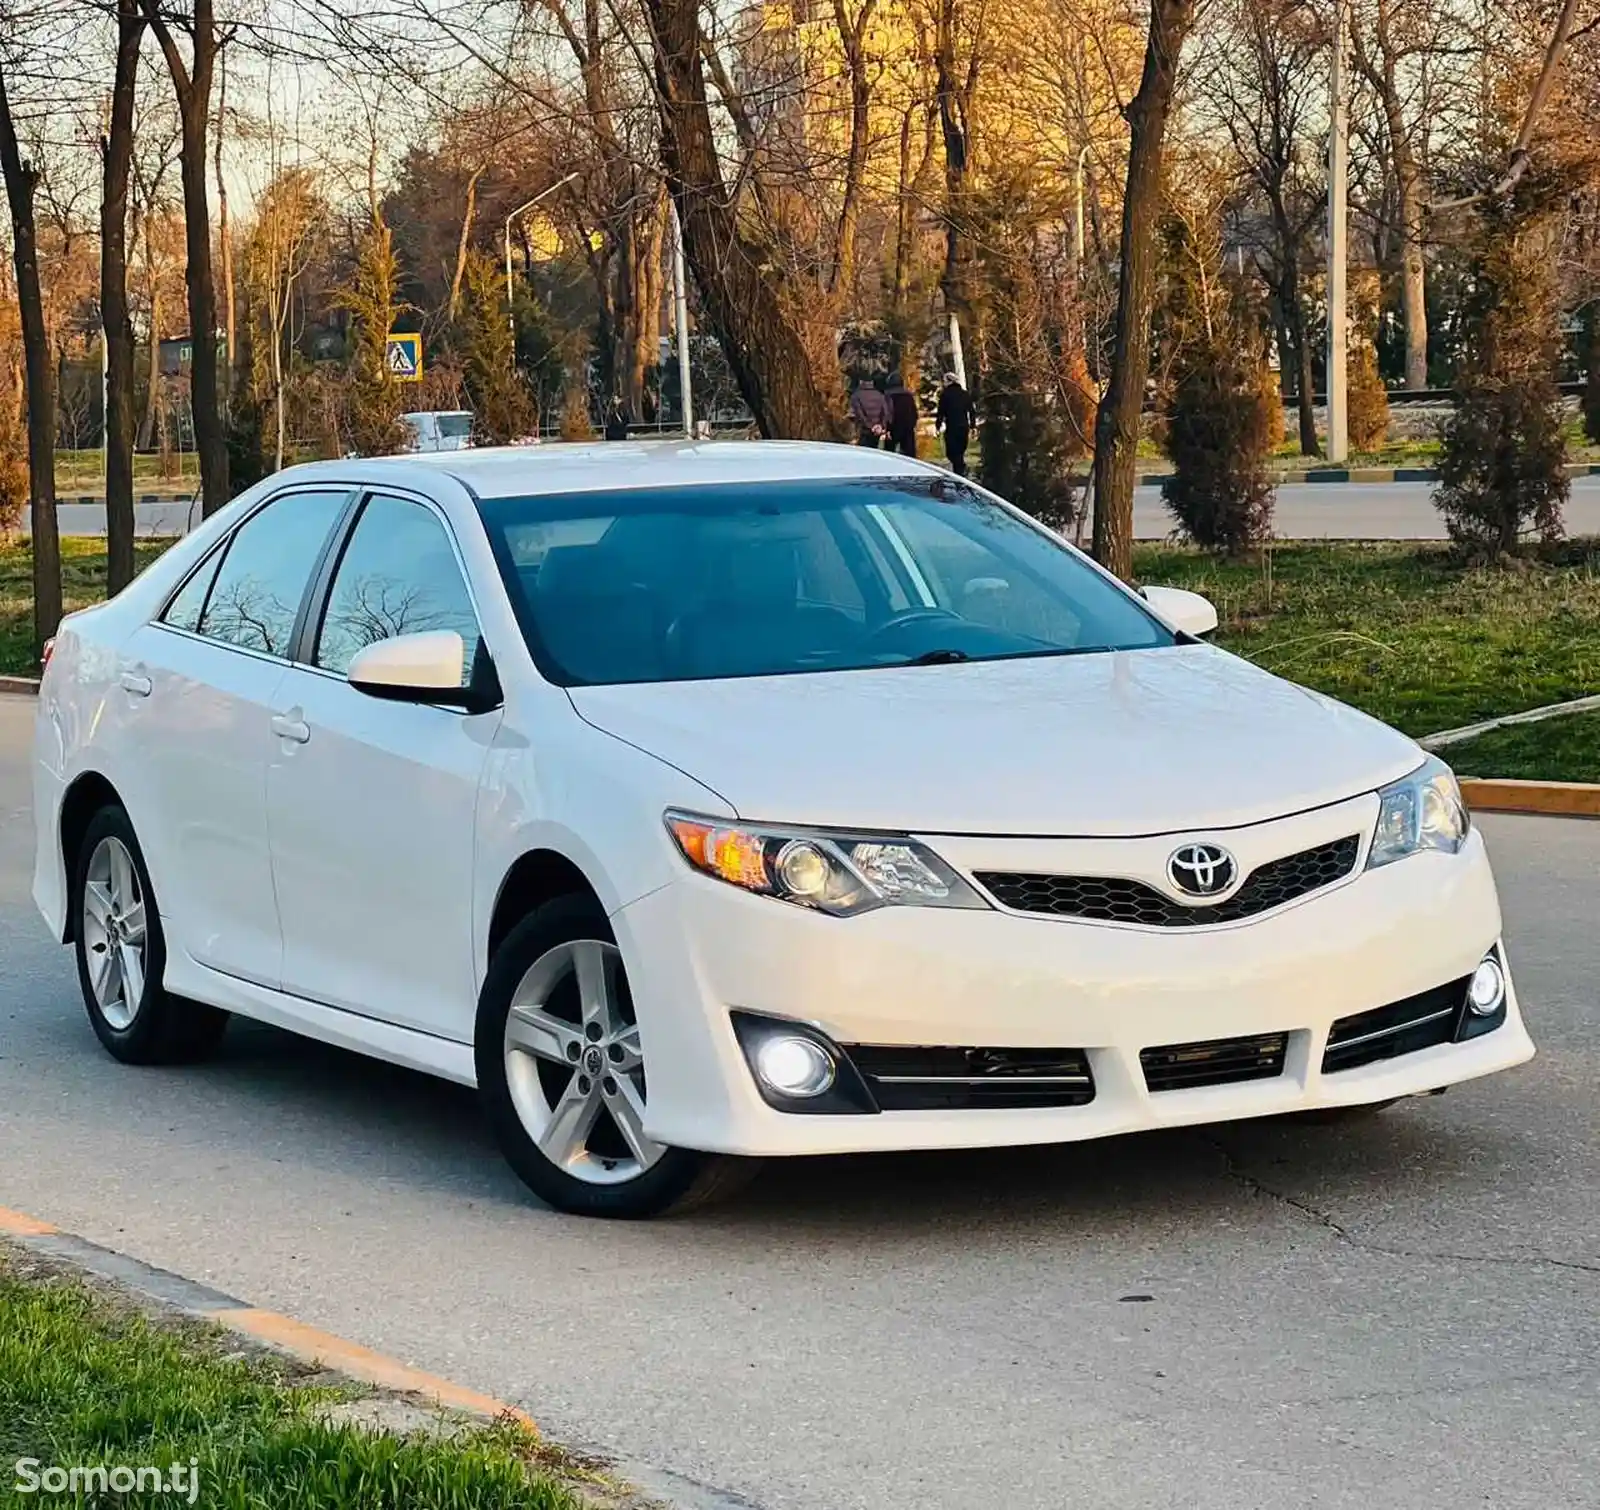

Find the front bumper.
[{"left": 612, "top": 819, "right": 1533, "bottom": 1157}]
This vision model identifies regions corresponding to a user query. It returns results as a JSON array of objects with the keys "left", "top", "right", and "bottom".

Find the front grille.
[
  {"left": 976, "top": 834, "right": 1361, "bottom": 928},
  {"left": 1323, "top": 978, "right": 1469, "bottom": 1073},
  {"left": 844, "top": 1045, "right": 1095, "bottom": 1110},
  {"left": 1140, "top": 1032, "right": 1289, "bottom": 1092}
]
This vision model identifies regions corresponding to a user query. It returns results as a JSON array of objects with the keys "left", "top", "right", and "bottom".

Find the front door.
[{"left": 266, "top": 491, "right": 498, "bottom": 1041}]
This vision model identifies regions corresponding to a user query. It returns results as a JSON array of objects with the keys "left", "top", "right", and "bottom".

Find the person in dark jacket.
[
  {"left": 884, "top": 376, "right": 920, "bottom": 457},
  {"left": 935, "top": 372, "right": 975, "bottom": 476},
  {"left": 849, "top": 377, "right": 890, "bottom": 446},
  {"left": 604, "top": 398, "right": 631, "bottom": 441}
]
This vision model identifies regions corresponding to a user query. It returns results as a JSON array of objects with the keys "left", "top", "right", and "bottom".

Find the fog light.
[
  {"left": 1467, "top": 956, "right": 1506, "bottom": 1016},
  {"left": 754, "top": 1035, "right": 836, "bottom": 1098}
]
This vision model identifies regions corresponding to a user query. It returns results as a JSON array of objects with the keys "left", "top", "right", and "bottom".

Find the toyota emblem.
[{"left": 1167, "top": 843, "right": 1238, "bottom": 899}]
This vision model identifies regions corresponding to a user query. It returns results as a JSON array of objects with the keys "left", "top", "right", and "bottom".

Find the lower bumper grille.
[
  {"left": 843, "top": 1045, "right": 1095, "bottom": 1110},
  {"left": 1323, "top": 977, "right": 1470, "bottom": 1073},
  {"left": 1140, "top": 1032, "right": 1288, "bottom": 1092}
]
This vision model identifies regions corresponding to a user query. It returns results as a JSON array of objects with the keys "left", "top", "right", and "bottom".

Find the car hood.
[{"left": 567, "top": 645, "right": 1423, "bottom": 837}]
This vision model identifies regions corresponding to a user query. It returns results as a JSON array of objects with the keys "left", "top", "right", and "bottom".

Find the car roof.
[{"left": 311, "top": 439, "right": 937, "bottom": 500}]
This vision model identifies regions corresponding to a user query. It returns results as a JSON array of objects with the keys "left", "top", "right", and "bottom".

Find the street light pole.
[
  {"left": 670, "top": 199, "right": 693, "bottom": 438},
  {"left": 503, "top": 172, "right": 580, "bottom": 355},
  {"left": 1326, "top": 0, "right": 1350, "bottom": 462}
]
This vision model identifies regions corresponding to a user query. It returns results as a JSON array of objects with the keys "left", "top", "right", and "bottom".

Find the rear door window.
[{"left": 195, "top": 490, "right": 347, "bottom": 657}]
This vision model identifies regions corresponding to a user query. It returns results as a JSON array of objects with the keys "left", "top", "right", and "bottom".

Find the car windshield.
[{"left": 477, "top": 476, "right": 1175, "bottom": 686}]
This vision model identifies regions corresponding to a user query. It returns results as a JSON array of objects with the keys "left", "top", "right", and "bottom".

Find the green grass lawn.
[
  {"left": 1443, "top": 709, "right": 1600, "bottom": 784},
  {"left": 3, "top": 536, "right": 1598, "bottom": 782},
  {"left": 55, "top": 449, "right": 200, "bottom": 496},
  {"left": 1, "top": 538, "right": 174, "bottom": 678},
  {"left": 1140, "top": 540, "right": 1600, "bottom": 737},
  {"left": 0, "top": 1251, "right": 586, "bottom": 1509}
]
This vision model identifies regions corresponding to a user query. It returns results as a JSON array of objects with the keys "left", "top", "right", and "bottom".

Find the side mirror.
[
  {"left": 1142, "top": 585, "right": 1219, "bottom": 639},
  {"left": 348, "top": 631, "right": 498, "bottom": 713}
]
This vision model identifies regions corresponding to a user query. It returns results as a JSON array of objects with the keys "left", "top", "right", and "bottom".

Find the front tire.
[
  {"left": 72, "top": 804, "right": 229, "bottom": 1064},
  {"left": 475, "top": 896, "right": 750, "bottom": 1218}
]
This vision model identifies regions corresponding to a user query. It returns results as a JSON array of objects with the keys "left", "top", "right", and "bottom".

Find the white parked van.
[{"left": 401, "top": 411, "right": 474, "bottom": 452}]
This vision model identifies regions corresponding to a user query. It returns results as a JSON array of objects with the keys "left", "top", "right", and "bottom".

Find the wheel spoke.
[
  {"left": 89, "top": 943, "right": 117, "bottom": 1000},
  {"left": 608, "top": 1076, "right": 664, "bottom": 1167},
  {"left": 572, "top": 940, "right": 613, "bottom": 1034},
  {"left": 118, "top": 942, "right": 145, "bottom": 1007},
  {"left": 506, "top": 1005, "right": 581, "bottom": 1064},
  {"left": 109, "top": 843, "right": 136, "bottom": 911},
  {"left": 119, "top": 901, "right": 147, "bottom": 945},
  {"left": 83, "top": 881, "right": 115, "bottom": 931},
  {"left": 609, "top": 1023, "right": 644, "bottom": 1073},
  {"left": 538, "top": 1076, "right": 603, "bottom": 1168}
]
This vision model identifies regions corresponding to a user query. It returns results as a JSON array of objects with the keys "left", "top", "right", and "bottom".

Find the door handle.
[
  {"left": 270, "top": 713, "right": 311, "bottom": 744},
  {"left": 120, "top": 672, "right": 152, "bottom": 698}
]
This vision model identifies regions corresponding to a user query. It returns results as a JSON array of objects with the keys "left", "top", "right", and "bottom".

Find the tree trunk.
[
  {"left": 139, "top": 286, "right": 160, "bottom": 450},
  {"left": 1583, "top": 300, "right": 1600, "bottom": 446},
  {"left": 1279, "top": 264, "right": 1318, "bottom": 456},
  {"left": 0, "top": 69, "right": 62, "bottom": 659},
  {"left": 1355, "top": 8, "right": 1428, "bottom": 392},
  {"left": 216, "top": 47, "right": 234, "bottom": 403},
  {"left": 142, "top": 0, "right": 229, "bottom": 513},
  {"left": 642, "top": 0, "right": 844, "bottom": 438},
  {"left": 627, "top": 192, "right": 665, "bottom": 424},
  {"left": 1293, "top": 305, "right": 1317, "bottom": 454},
  {"left": 1091, "top": 0, "right": 1196, "bottom": 581},
  {"left": 1397, "top": 165, "right": 1427, "bottom": 390},
  {"left": 448, "top": 165, "right": 485, "bottom": 319},
  {"left": 101, "top": 0, "right": 142, "bottom": 595},
  {"left": 829, "top": 0, "right": 878, "bottom": 299},
  {"left": 180, "top": 86, "right": 227, "bottom": 511},
  {"left": 934, "top": 0, "right": 977, "bottom": 333}
]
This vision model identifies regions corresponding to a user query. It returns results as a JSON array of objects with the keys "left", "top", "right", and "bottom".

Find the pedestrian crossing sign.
[{"left": 386, "top": 333, "right": 422, "bottom": 382}]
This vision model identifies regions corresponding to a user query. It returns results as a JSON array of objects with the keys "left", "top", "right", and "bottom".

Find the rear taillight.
[{"left": 40, "top": 637, "right": 55, "bottom": 673}]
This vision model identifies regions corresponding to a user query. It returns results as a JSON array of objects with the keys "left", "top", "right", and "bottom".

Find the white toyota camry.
[{"left": 32, "top": 442, "right": 1534, "bottom": 1216}]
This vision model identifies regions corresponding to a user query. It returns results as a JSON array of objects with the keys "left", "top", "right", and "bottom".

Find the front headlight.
[
  {"left": 1366, "top": 754, "right": 1470, "bottom": 870},
  {"left": 665, "top": 811, "right": 989, "bottom": 917}
]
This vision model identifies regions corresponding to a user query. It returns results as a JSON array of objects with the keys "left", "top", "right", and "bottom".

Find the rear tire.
[
  {"left": 475, "top": 895, "right": 753, "bottom": 1218},
  {"left": 71, "top": 804, "right": 229, "bottom": 1065}
]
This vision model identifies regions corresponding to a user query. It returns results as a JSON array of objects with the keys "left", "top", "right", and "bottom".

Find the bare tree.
[
  {"left": 1203, "top": 0, "right": 1326, "bottom": 455},
  {"left": 1092, "top": 0, "right": 1199, "bottom": 581},
  {"left": 641, "top": 0, "right": 845, "bottom": 436},
  {"left": 136, "top": 0, "right": 229, "bottom": 512},
  {"left": 101, "top": 0, "right": 144, "bottom": 594},
  {"left": 0, "top": 54, "right": 62, "bottom": 658}
]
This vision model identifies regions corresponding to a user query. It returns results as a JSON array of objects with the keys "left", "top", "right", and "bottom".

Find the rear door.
[
  {"left": 118, "top": 487, "right": 352, "bottom": 985},
  {"left": 265, "top": 490, "right": 500, "bottom": 1041}
]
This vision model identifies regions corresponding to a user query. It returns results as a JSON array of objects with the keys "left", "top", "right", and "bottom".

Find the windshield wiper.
[{"left": 904, "top": 648, "right": 972, "bottom": 665}]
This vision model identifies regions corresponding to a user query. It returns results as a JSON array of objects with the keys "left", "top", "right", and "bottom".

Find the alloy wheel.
[
  {"left": 81, "top": 836, "right": 148, "bottom": 1031},
  {"left": 502, "top": 939, "right": 665, "bottom": 1185}
]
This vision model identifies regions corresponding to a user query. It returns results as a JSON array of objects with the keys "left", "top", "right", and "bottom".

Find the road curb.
[
  {"left": 0, "top": 1203, "right": 532, "bottom": 1427},
  {"left": 48, "top": 494, "right": 195, "bottom": 507},
  {"left": 0, "top": 676, "right": 40, "bottom": 695},
  {"left": 1459, "top": 778, "right": 1600, "bottom": 819}
]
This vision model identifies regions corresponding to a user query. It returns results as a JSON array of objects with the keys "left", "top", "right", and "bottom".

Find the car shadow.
[{"left": 176, "top": 1015, "right": 1515, "bottom": 1243}]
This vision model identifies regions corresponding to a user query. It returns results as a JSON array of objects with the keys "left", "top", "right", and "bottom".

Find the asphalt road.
[
  {"left": 40, "top": 475, "right": 1600, "bottom": 541},
  {"left": 1, "top": 692, "right": 1596, "bottom": 1510}
]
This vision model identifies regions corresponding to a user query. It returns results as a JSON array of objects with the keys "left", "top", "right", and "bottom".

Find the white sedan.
[{"left": 32, "top": 442, "right": 1533, "bottom": 1217}]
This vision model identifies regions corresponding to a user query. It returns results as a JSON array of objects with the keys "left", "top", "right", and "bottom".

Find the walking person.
[
  {"left": 604, "top": 397, "right": 631, "bottom": 441},
  {"left": 885, "top": 374, "right": 920, "bottom": 458},
  {"left": 849, "top": 376, "right": 890, "bottom": 447},
  {"left": 935, "top": 372, "right": 975, "bottom": 477}
]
